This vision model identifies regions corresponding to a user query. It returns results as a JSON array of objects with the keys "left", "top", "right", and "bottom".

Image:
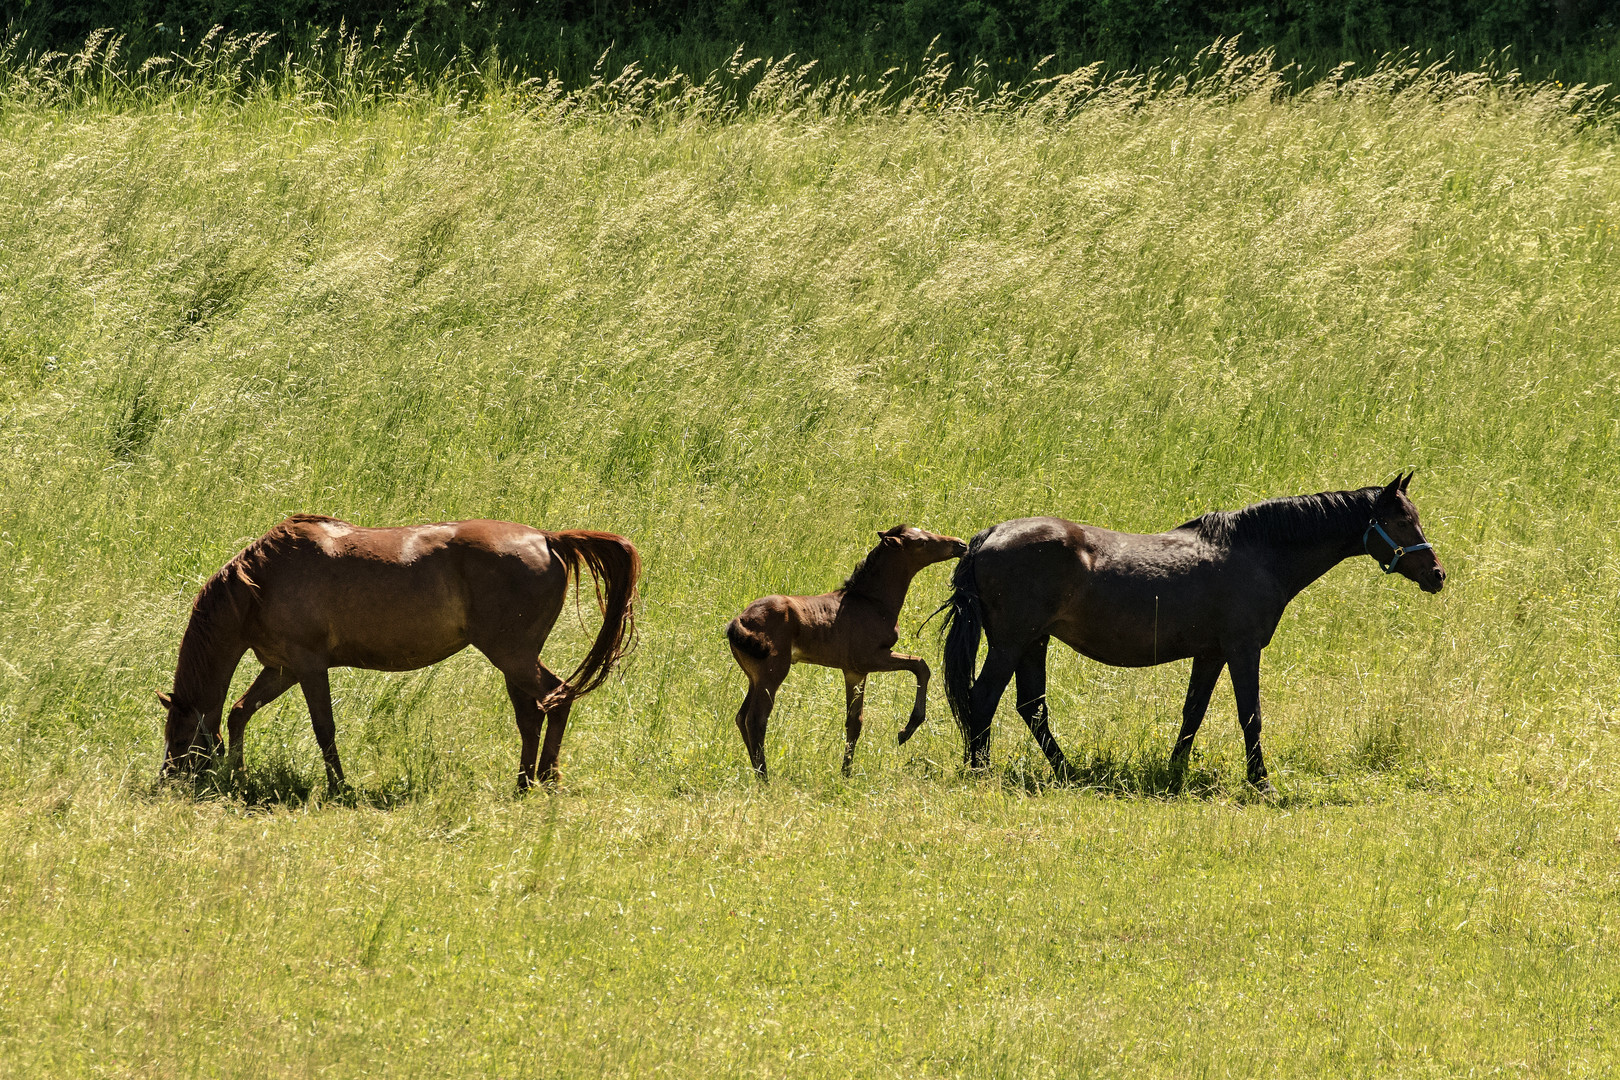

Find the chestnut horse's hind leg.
[
  {"left": 534, "top": 664, "right": 575, "bottom": 786},
  {"left": 226, "top": 666, "right": 298, "bottom": 773},
  {"left": 504, "top": 663, "right": 572, "bottom": 789},
  {"left": 504, "top": 672, "right": 545, "bottom": 790},
  {"left": 1013, "top": 637, "right": 1072, "bottom": 780},
  {"left": 297, "top": 669, "right": 346, "bottom": 791},
  {"left": 842, "top": 672, "right": 866, "bottom": 777},
  {"left": 1168, "top": 655, "right": 1224, "bottom": 792}
]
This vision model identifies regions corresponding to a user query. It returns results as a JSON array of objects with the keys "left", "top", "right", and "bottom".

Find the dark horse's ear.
[
  {"left": 1399, "top": 470, "right": 1414, "bottom": 492},
  {"left": 1378, "top": 475, "right": 1402, "bottom": 503}
]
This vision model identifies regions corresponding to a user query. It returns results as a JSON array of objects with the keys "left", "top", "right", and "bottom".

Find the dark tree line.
[{"left": 7, "top": 0, "right": 1619, "bottom": 83}]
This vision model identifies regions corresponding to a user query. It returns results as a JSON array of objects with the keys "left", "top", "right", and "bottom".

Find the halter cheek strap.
[{"left": 1363, "top": 520, "right": 1433, "bottom": 575}]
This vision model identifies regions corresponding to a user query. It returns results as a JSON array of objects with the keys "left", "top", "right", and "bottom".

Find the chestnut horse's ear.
[
  {"left": 156, "top": 691, "right": 172, "bottom": 709},
  {"left": 878, "top": 532, "right": 902, "bottom": 546}
]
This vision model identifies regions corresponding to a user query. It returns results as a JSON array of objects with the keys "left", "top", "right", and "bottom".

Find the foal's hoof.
[{"left": 897, "top": 717, "right": 925, "bottom": 746}]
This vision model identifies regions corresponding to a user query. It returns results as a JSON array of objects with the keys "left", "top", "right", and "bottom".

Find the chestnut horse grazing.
[
  {"left": 159, "top": 515, "right": 639, "bottom": 790},
  {"left": 942, "top": 475, "right": 1444, "bottom": 792},
  {"left": 725, "top": 525, "right": 967, "bottom": 779}
]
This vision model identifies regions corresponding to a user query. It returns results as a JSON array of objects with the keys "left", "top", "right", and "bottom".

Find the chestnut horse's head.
[
  {"left": 156, "top": 691, "right": 218, "bottom": 776},
  {"left": 878, "top": 524, "right": 969, "bottom": 567},
  {"left": 1367, "top": 472, "right": 1446, "bottom": 594}
]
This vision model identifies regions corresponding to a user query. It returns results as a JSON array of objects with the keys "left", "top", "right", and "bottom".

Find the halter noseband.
[{"left": 1363, "top": 520, "right": 1433, "bottom": 575}]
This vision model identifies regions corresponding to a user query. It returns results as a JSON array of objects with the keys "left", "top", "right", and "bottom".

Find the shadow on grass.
[
  {"left": 158, "top": 760, "right": 457, "bottom": 811},
  {"left": 988, "top": 743, "right": 1423, "bottom": 807}
]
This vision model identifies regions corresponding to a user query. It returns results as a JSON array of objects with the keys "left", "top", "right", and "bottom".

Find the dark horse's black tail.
[{"left": 939, "top": 527, "right": 994, "bottom": 746}]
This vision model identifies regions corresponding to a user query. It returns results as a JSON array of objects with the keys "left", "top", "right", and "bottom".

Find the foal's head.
[
  {"left": 1368, "top": 472, "right": 1446, "bottom": 594},
  {"left": 877, "top": 524, "right": 969, "bottom": 567},
  {"left": 156, "top": 691, "right": 217, "bottom": 776}
]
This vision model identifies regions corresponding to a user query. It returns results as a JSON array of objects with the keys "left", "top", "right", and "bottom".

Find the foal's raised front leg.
[
  {"left": 865, "top": 651, "right": 929, "bottom": 746},
  {"left": 226, "top": 665, "right": 298, "bottom": 773},
  {"left": 1168, "top": 655, "right": 1225, "bottom": 792},
  {"left": 1225, "top": 646, "right": 1274, "bottom": 795}
]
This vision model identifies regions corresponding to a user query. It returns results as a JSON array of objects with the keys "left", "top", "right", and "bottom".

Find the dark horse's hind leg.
[
  {"left": 297, "top": 669, "right": 347, "bottom": 791},
  {"left": 1226, "top": 646, "right": 1275, "bottom": 795},
  {"left": 226, "top": 665, "right": 298, "bottom": 773},
  {"left": 1014, "top": 637, "right": 1072, "bottom": 780},
  {"left": 1168, "top": 655, "right": 1224, "bottom": 793},
  {"left": 966, "top": 644, "right": 1021, "bottom": 769}
]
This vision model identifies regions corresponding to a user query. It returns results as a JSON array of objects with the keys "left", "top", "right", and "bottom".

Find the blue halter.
[{"left": 1363, "top": 520, "right": 1433, "bottom": 575}]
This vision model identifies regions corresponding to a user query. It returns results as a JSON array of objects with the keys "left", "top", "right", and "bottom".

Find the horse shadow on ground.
[{"left": 167, "top": 761, "right": 436, "bottom": 811}]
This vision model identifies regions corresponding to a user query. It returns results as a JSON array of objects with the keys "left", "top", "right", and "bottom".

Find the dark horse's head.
[
  {"left": 1368, "top": 472, "right": 1445, "bottom": 594},
  {"left": 156, "top": 691, "right": 219, "bottom": 777}
]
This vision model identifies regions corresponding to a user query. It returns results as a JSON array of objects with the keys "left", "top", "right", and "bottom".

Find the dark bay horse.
[
  {"left": 159, "top": 515, "right": 639, "bottom": 790},
  {"left": 941, "top": 475, "right": 1444, "bottom": 792},
  {"left": 726, "top": 525, "right": 967, "bottom": 779}
]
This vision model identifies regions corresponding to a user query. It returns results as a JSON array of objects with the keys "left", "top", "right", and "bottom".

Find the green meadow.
[{"left": 2, "top": 38, "right": 1620, "bottom": 1075}]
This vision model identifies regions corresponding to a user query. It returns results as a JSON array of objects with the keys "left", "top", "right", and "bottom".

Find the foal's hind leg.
[
  {"left": 1014, "top": 637, "right": 1072, "bottom": 780},
  {"left": 842, "top": 672, "right": 866, "bottom": 777},
  {"left": 732, "top": 654, "right": 788, "bottom": 781},
  {"left": 226, "top": 666, "right": 298, "bottom": 773},
  {"left": 1168, "top": 655, "right": 1224, "bottom": 793}
]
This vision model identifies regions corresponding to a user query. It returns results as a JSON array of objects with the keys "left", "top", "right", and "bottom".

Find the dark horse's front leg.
[
  {"left": 1168, "top": 655, "right": 1225, "bottom": 792},
  {"left": 1225, "top": 646, "right": 1275, "bottom": 796}
]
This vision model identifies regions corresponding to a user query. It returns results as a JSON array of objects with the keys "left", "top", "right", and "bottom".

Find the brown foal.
[
  {"left": 725, "top": 525, "right": 967, "bottom": 779},
  {"left": 159, "top": 515, "right": 639, "bottom": 790}
]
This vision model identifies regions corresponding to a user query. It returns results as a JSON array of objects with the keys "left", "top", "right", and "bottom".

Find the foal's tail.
[
  {"left": 939, "top": 528, "right": 992, "bottom": 742},
  {"left": 541, "top": 530, "right": 642, "bottom": 711}
]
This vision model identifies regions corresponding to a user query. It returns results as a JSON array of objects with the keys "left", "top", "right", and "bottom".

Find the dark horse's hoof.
[{"left": 1249, "top": 778, "right": 1278, "bottom": 800}]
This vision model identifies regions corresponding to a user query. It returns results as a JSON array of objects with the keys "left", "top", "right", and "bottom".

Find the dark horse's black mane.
[{"left": 1182, "top": 487, "right": 1380, "bottom": 547}]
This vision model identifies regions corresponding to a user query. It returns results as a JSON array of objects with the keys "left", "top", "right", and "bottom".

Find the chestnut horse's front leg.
[
  {"left": 226, "top": 665, "right": 298, "bottom": 774},
  {"left": 297, "top": 669, "right": 347, "bottom": 792}
]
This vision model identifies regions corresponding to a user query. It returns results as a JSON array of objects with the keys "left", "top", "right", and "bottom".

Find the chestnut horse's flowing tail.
[
  {"left": 940, "top": 528, "right": 991, "bottom": 744},
  {"left": 540, "top": 530, "right": 641, "bottom": 711}
]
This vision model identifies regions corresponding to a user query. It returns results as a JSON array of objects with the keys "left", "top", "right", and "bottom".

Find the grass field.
[{"left": 3, "top": 40, "right": 1620, "bottom": 1075}]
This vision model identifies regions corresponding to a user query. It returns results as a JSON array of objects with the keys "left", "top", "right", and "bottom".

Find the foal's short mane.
[
  {"left": 1184, "top": 487, "right": 1380, "bottom": 546},
  {"left": 840, "top": 525, "right": 910, "bottom": 597}
]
